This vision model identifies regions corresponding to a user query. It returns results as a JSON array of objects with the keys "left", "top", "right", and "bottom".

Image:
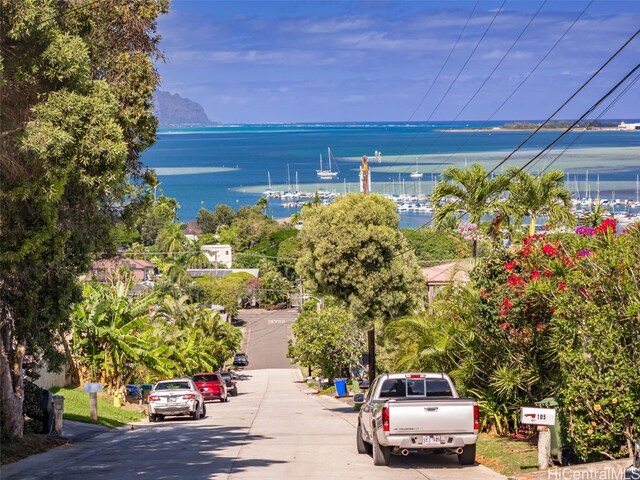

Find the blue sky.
[{"left": 156, "top": 1, "right": 640, "bottom": 123}]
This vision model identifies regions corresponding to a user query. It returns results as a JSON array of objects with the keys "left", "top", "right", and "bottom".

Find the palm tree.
[
  {"left": 506, "top": 169, "right": 574, "bottom": 236},
  {"left": 156, "top": 223, "right": 186, "bottom": 257},
  {"left": 430, "top": 164, "right": 511, "bottom": 257}
]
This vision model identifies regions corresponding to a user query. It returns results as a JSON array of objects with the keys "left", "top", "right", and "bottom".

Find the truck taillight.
[
  {"left": 382, "top": 405, "right": 390, "bottom": 432},
  {"left": 474, "top": 404, "right": 480, "bottom": 431},
  {"left": 148, "top": 395, "right": 159, "bottom": 402},
  {"left": 182, "top": 394, "right": 196, "bottom": 400}
]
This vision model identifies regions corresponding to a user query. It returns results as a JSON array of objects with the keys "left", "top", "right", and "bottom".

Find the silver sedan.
[{"left": 148, "top": 378, "right": 205, "bottom": 422}]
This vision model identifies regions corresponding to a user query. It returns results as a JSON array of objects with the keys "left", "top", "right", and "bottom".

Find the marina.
[{"left": 141, "top": 122, "right": 640, "bottom": 228}]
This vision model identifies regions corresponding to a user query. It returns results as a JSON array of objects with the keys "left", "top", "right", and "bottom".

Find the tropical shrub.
[
  {"left": 288, "top": 301, "right": 366, "bottom": 380},
  {"left": 474, "top": 221, "right": 640, "bottom": 459}
]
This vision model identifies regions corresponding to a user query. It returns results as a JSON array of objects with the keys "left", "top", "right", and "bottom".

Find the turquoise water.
[{"left": 141, "top": 122, "right": 640, "bottom": 228}]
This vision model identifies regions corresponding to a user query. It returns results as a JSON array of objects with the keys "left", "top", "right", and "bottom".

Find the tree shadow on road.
[{"left": 47, "top": 424, "right": 288, "bottom": 479}]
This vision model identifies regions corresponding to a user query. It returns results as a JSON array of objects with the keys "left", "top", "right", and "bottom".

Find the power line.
[
  {"left": 412, "top": 0, "right": 548, "bottom": 173},
  {"left": 537, "top": 73, "right": 640, "bottom": 176},
  {"left": 487, "top": 26, "right": 640, "bottom": 176},
  {"left": 387, "top": 0, "right": 481, "bottom": 164}
]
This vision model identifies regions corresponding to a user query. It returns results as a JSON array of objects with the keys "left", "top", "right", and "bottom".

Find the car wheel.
[
  {"left": 201, "top": 403, "right": 206, "bottom": 419},
  {"left": 232, "top": 389, "right": 238, "bottom": 397},
  {"left": 356, "top": 423, "right": 371, "bottom": 454},
  {"left": 457, "top": 444, "right": 476, "bottom": 465},
  {"left": 372, "top": 430, "right": 391, "bottom": 466},
  {"left": 157, "top": 415, "right": 164, "bottom": 422},
  {"left": 191, "top": 403, "right": 199, "bottom": 420},
  {"left": 148, "top": 414, "right": 156, "bottom": 423}
]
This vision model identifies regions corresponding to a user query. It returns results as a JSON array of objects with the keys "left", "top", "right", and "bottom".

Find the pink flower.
[
  {"left": 536, "top": 322, "right": 546, "bottom": 331},
  {"left": 502, "top": 297, "right": 513, "bottom": 309},
  {"left": 558, "top": 282, "right": 566, "bottom": 291},
  {"left": 504, "top": 261, "right": 516, "bottom": 272},
  {"left": 499, "top": 322, "right": 511, "bottom": 330},
  {"left": 544, "top": 268, "right": 553, "bottom": 278},
  {"left": 542, "top": 243, "right": 558, "bottom": 256},
  {"left": 596, "top": 218, "right": 617, "bottom": 234},
  {"left": 507, "top": 274, "right": 525, "bottom": 287},
  {"left": 578, "top": 249, "right": 591, "bottom": 257},
  {"left": 530, "top": 270, "right": 541, "bottom": 281}
]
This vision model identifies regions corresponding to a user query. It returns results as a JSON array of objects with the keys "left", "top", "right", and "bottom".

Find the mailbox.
[{"left": 520, "top": 406, "right": 556, "bottom": 426}]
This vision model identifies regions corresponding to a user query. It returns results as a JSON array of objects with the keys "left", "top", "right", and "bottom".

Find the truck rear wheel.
[
  {"left": 458, "top": 444, "right": 476, "bottom": 465},
  {"left": 356, "top": 423, "right": 372, "bottom": 454},
  {"left": 372, "top": 431, "right": 391, "bottom": 466}
]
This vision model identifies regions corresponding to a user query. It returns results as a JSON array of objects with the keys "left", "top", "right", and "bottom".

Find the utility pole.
[{"left": 360, "top": 155, "right": 376, "bottom": 384}]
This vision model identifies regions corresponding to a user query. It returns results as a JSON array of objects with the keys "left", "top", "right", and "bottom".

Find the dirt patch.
[{"left": 1, "top": 434, "right": 70, "bottom": 465}]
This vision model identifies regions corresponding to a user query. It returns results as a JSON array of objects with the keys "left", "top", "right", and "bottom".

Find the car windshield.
[
  {"left": 193, "top": 374, "right": 218, "bottom": 383},
  {"left": 155, "top": 381, "right": 190, "bottom": 390}
]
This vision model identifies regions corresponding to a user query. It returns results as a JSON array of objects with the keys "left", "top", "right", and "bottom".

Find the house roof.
[
  {"left": 183, "top": 221, "right": 202, "bottom": 236},
  {"left": 422, "top": 262, "right": 470, "bottom": 285}
]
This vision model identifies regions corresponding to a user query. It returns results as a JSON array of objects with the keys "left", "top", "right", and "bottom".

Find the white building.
[
  {"left": 617, "top": 122, "right": 640, "bottom": 131},
  {"left": 201, "top": 244, "right": 233, "bottom": 268}
]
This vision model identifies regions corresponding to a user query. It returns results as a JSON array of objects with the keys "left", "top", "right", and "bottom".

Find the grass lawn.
[
  {"left": 50, "top": 386, "right": 145, "bottom": 428},
  {"left": 477, "top": 432, "right": 539, "bottom": 477}
]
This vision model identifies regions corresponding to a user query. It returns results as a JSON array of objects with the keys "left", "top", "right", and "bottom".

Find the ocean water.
[{"left": 141, "top": 122, "right": 640, "bottom": 228}]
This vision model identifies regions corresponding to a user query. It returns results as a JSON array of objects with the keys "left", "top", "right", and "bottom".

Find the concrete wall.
[{"left": 32, "top": 364, "right": 70, "bottom": 389}]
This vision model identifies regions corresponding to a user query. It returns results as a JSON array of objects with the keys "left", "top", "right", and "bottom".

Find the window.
[
  {"left": 379, "top": 379, "right": 406, "bottom": 398},
  {"left": 156, "top": 381, "right": 190, "bottom": 390},
  {"left": 193, "top": 374, "right": 218, "bottom": 382},
  {"left": 425, "top": 379, "right": 453, "bottom": 397}
]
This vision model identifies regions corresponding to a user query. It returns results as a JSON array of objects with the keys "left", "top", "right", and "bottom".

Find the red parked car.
[{"left": 192, "top": 372, "right": 228, "bottom": 402}]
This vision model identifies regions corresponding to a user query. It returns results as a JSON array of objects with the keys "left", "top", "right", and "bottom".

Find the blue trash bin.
[{"left": 334, "top": 378, "right": 348, "bottom": 397}]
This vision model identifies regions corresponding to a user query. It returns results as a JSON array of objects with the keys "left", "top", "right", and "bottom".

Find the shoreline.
[{"left": 437, "top": 127, "right": 632, "bottom": 133}]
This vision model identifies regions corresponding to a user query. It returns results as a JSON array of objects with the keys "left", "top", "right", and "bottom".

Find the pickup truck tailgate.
[{"left": 388, "top": 399, "right": 476, "bottom": 435}]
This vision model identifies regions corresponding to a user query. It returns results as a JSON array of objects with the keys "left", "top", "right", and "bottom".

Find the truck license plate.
[{"left": 423, "top": 435, "right": 441, "bottom": 444}]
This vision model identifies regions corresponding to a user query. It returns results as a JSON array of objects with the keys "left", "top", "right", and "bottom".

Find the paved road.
[
  {"left": 235, "top": 309, "right": 298, "bottom": 369},
  {"left": 4, "top": 309, "right": 506, "bottom": 479}
]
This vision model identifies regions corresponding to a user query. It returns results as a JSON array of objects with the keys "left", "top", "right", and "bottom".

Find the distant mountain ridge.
[{"left": 153, "top": 90, "right": 212, "bottom": 125}]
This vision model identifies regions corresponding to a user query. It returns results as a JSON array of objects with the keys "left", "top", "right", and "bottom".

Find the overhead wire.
[
  {"left": 486, "top": 27, "right": 640, "bottom": 176},
  {"left": 386, "top": 0, "right": 481, "bottom": 164},
  {"left": 411, "top": 0, "right": 549, "bottom": 173},
  {"left": 534, "top": 70, "right": 640, "bottom": 176},
  {"left": 385, "top": 26, "right": 640, "bottom": 257}
]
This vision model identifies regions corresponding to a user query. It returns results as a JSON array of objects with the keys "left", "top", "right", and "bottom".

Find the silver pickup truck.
[{"left": 354, "top": 372, "right": 479, "bottom": 466}]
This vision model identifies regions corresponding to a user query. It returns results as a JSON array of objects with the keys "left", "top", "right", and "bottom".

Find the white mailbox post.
[
  {"left": 84, "top": 383, "right": 103, "bottom": 421},
  {"left": 521, "top": 407, "right": 556, "bottom": 470}
]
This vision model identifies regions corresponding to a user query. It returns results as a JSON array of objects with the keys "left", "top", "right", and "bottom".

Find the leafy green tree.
[
  {"left": 506, "top": 169, "right": 574, "bottom": 236},
  {"left": 288, "top": 303, "right": 366, "bottom": 380},
  {"left": 196, "top": 204, "right": 235, "bottom": 234},
  {"left": 139, "top": 196, "right": 179, "bottom": 245},
  {"left": 402, "top": 228, "right": 469, "bottom": 264},
  {"left": 196, "top": 274, "right": 252, "bottom": 319},
  {"left": 219, "top": 206, "right": 279, "bottom": 252},
  {"left": 297, "top": 193, "right": 424, "bottom": 380},
  {"left": 430, "top": 164, "right": 511, "bottom": 257},
  {"left": 156, "top": 223, "right": 187, "bottom": 258},
  {"left": 277, "top": 235, "right": 302, "bottom": 280},
  {"left": 0, "top": 0, "right": 168, "bottom": 439}
]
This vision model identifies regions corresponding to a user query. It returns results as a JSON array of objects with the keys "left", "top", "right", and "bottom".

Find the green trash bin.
[
  {"left": 535, "top": 397, "right": 575, "bottom": 465},
  {"left": 141, "top": 384, "right": 153, "bottom": 404}
]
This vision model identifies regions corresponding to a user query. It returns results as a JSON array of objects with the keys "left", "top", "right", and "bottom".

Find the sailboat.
[
  {"left": 410, "top": 159, "right": 423, "bottom": 179},
  {"left": 317, "top": 147, "right": 338, "bottom": 179},
  {"left": 262, "top": 171, "right": 274, "bottom": 197}
]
